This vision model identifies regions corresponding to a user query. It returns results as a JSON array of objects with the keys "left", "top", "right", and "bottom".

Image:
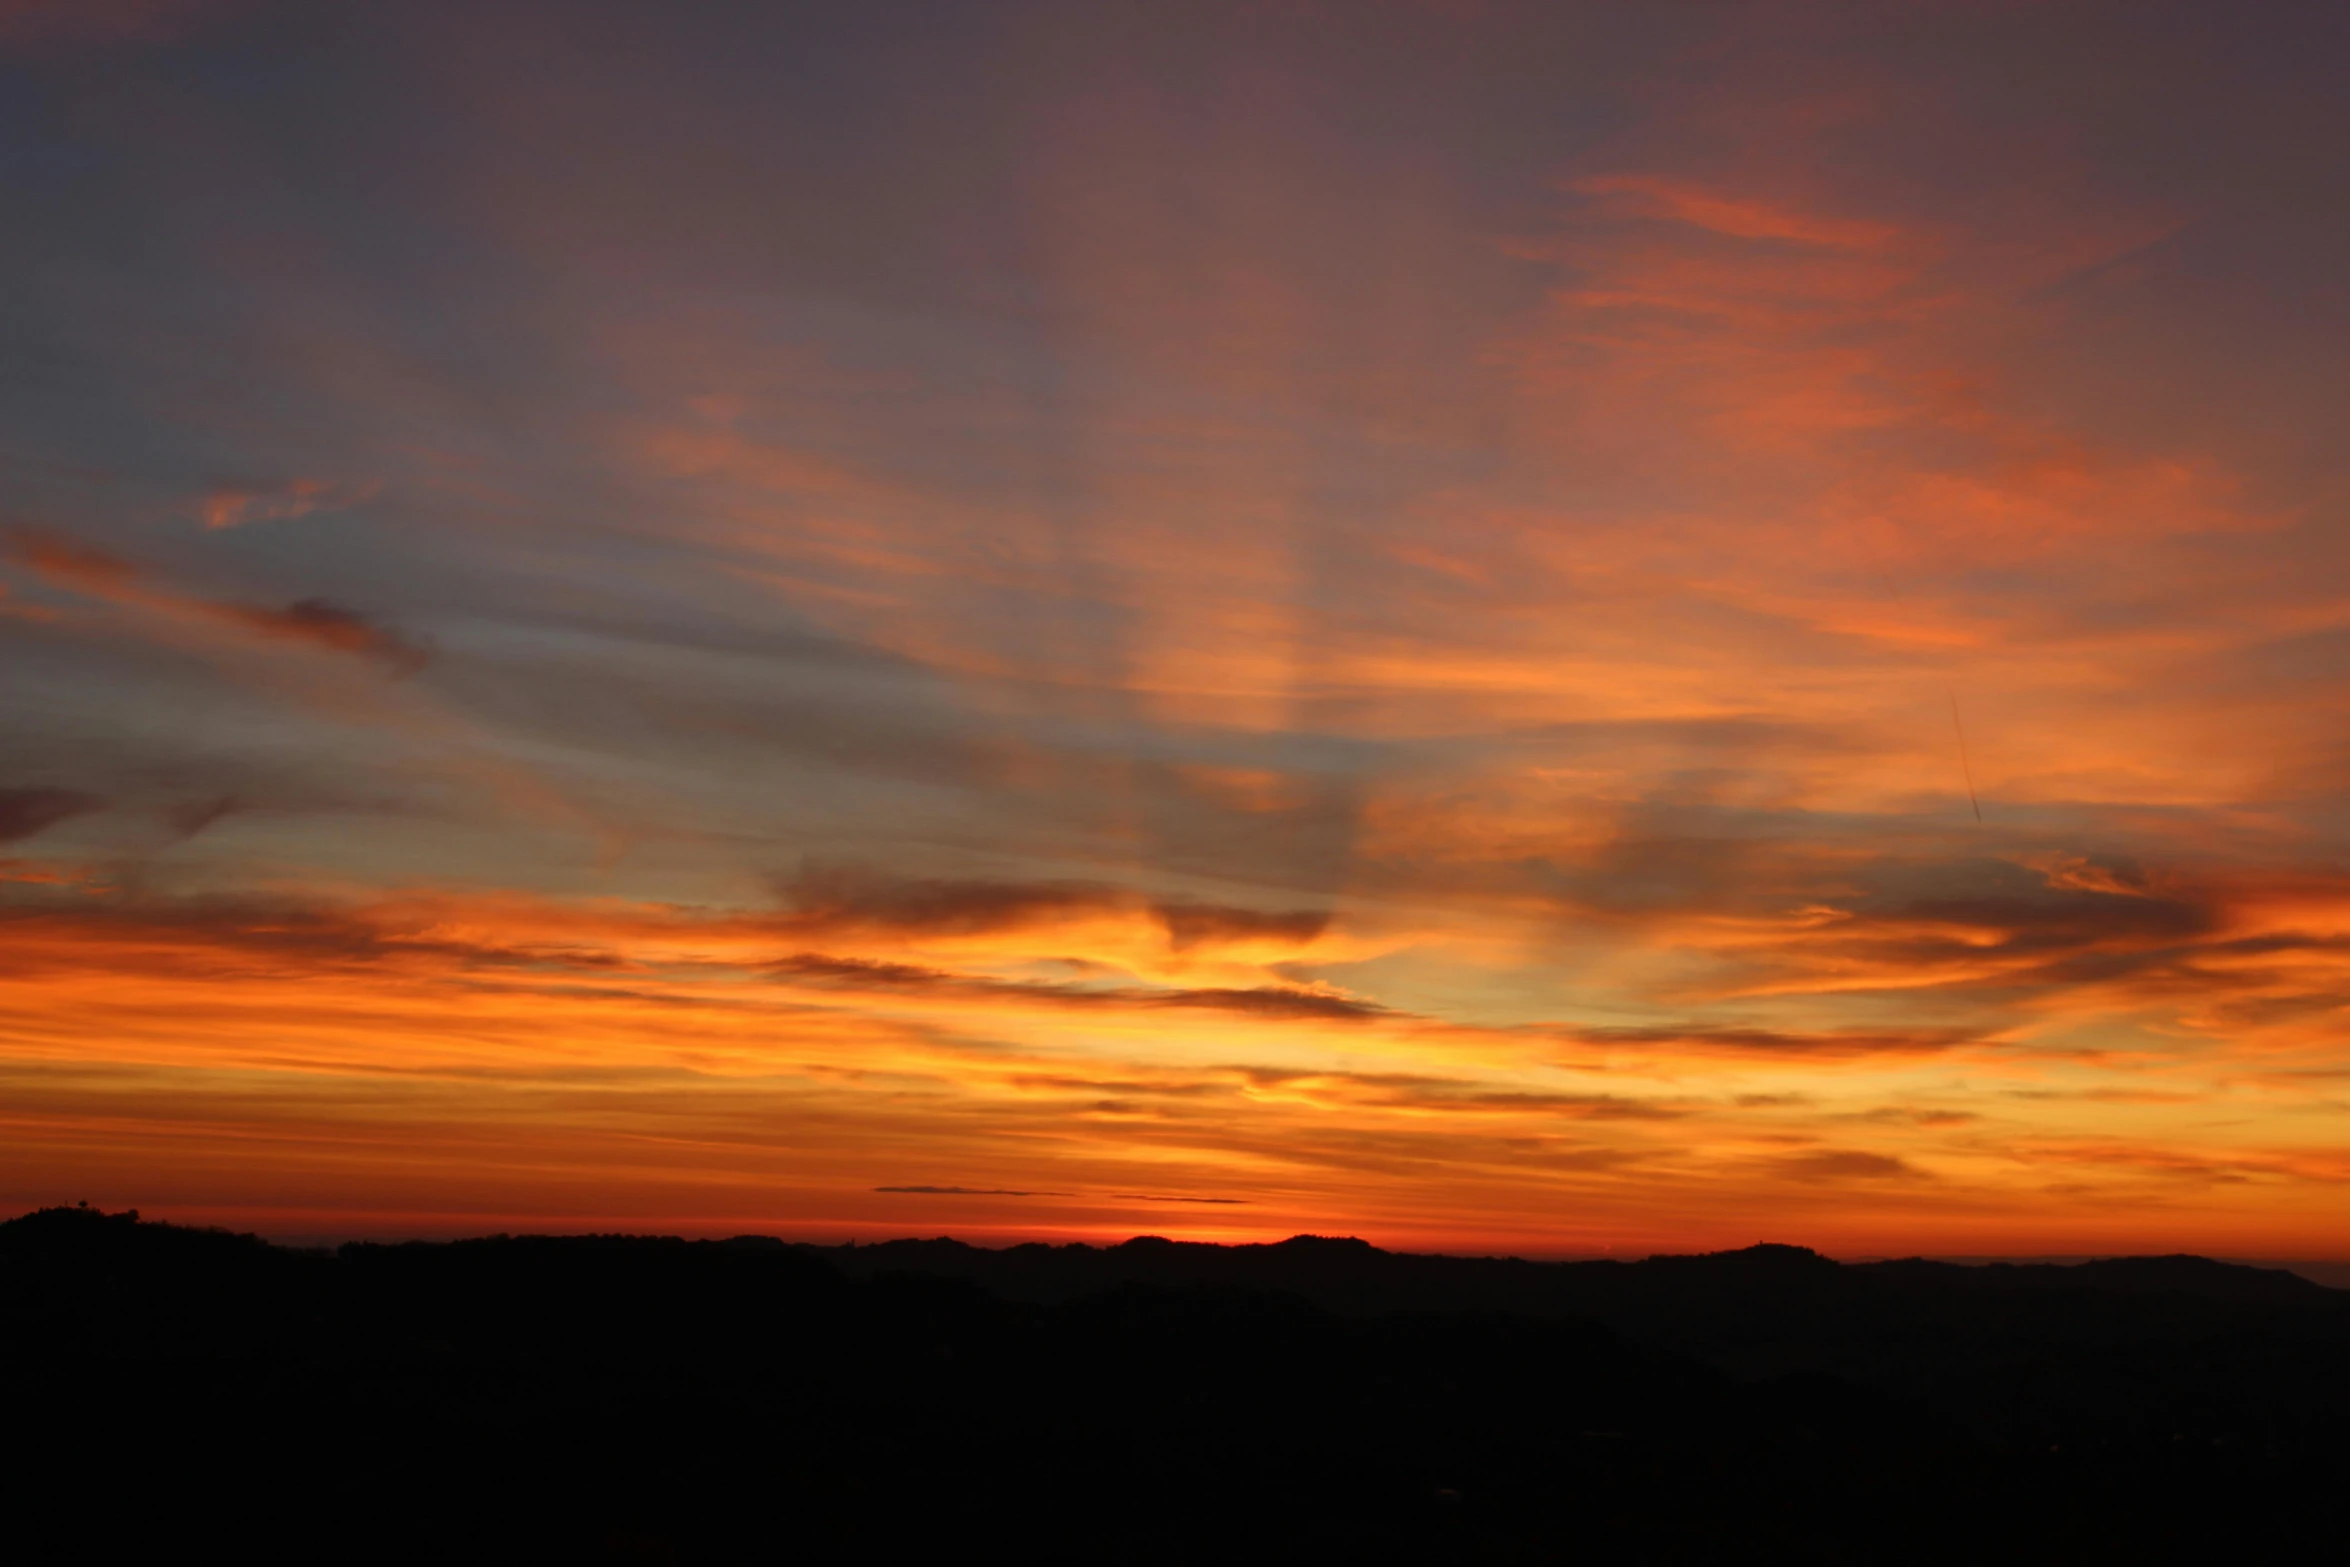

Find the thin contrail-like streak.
[
  {"left": 1865, "top": 553, "right": 1985, "bottom": 823},
  {"left": 1948, "top": 691, "right": 1982, "bottom": 823}
]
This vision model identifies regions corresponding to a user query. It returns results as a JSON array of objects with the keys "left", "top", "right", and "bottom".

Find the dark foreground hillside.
[{"left": 8, "top": 1208, "right": 2346, "bottom": 1564}]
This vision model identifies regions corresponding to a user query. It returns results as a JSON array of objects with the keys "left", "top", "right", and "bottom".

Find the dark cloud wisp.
[{"left": 0, "top": 787, "right": 103, "bottom": 844}]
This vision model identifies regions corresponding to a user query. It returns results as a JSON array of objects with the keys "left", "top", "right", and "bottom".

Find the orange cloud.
[
  {"left": 4, "top": 871, "right": 2346, "bottom": 1254},
  {"left": 4, "top": 528, "right": 427, "bottom": 671},
  {"left": 199, "top": 478, "right": 381, "bottom": 531},
  {"left": 1567, "top": 175, "right": 1905, "bottom": 251}
]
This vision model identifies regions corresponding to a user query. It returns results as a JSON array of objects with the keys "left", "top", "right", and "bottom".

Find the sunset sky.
[{"left": 6, "top": 0, "right": 2350, "bottom": 1256}]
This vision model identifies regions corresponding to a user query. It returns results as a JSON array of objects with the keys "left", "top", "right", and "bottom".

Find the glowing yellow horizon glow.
[{"left": 3, "top": 875, "right": 2344, "bottom": 1256}]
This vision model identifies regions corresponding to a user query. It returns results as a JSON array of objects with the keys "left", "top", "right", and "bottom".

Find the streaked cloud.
[
  {"left": 4, "top": 528, "right": 428, "bottom": 670},
  {"left": 0, "top": 788, "right": 102, "bottom": 844},
  {"left": 199, "top": 478, "right": 381, "bottom": 531}
]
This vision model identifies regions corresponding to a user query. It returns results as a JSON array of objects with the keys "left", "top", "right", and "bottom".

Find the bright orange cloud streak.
[{"left": 2, "top": 870, "right": 2345, "bottom": 1255}]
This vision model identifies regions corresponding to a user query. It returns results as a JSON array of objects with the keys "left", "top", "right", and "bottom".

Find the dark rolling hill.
[
  {"left": 821, "top": 1233, "right": 2350, "bottom": 1448},
  {"left": 8, "top": 1207, "right": 2345, "bottom": 1563}
]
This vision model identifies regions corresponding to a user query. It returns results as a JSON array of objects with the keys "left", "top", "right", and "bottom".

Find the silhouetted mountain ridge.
[
  {"left": 826, "top": 1230, "right": 2332, "bottom": 1310},
  {"left": 9, "top": 1206, "right": 2345, "bottom": 1563}
]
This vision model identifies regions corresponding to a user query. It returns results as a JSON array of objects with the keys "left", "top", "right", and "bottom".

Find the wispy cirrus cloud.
[
  {"left": 769, "top": 861, "right": 1335, "bottom": 962},
  {"left": 3, "top": 528, "right": 428, "bottom": 671},
  {"left": 768, "top": 950, "right": 1388, "bottom": 1022},
  {"left": 199, "top": 478, "right": 381, "bottom": 531},
  {"left": 875, "top": 1185, "right": 1062, "bottom": 1197},
  {"left": 0, "top": 788, "right": 103, "bottom": 844}
]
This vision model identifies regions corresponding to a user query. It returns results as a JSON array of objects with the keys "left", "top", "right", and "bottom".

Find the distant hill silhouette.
[
  {"left": 8, "top": 1206, "right": 2346, "bottom": 1563},
  {"left": 824, "top": 1231, "right": 2332, "bottom": 1311}
]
